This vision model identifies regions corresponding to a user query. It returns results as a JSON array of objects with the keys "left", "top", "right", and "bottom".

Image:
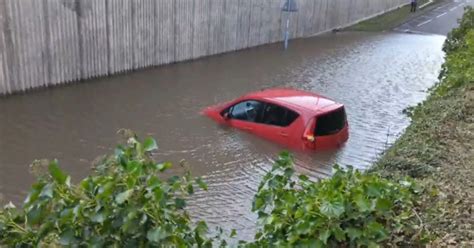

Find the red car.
[{"left": 203, "top": 88, "right": 349, "bottom": 150}]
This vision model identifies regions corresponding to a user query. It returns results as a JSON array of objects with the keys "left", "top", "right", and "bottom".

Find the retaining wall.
[{"left": 0, "top": 0, "right": 408, "bottom": 95}]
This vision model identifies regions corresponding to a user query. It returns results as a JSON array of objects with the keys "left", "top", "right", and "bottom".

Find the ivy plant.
[
  {"left": 0, "top": 130, "right": 214, "bottom": 247},
  {"left": 1, "top": 138, "right": 427, "bottom": 247},
  {"left": 245, "top": 152, "right": 425, "bottom": 247}
]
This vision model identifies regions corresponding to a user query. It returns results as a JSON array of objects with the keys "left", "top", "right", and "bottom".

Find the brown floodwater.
[{"left": 0, "top": 31, "right": 445, "bottom": 240}]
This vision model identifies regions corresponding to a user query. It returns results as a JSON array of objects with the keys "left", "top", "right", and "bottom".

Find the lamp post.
[{"left": 282, "top": 0, "right": 298, "bottom": 50}]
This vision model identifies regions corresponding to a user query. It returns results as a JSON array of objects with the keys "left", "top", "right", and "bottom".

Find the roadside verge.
[
  {"left": 345, "top": 0, "right": 442, "bottom": 32},
  {"left": 373, "top": 7, "right": 474, "bottom": 246}
]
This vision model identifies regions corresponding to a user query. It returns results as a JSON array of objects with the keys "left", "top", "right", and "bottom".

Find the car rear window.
[{"left": 315, "top": 107, "right": 346, "bottom": 136}]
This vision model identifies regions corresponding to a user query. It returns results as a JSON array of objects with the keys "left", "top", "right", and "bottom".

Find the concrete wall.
[{"left": 0, "top": 0, "right": 409, "bottom": 95}]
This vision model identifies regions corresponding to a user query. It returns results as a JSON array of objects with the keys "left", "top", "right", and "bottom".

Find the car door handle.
[
  {"left": 279, "top": 131, "right": 289, "bottom": 137},
  {"left": 243, "top": 127, "right": 253, "bottom": 131}
]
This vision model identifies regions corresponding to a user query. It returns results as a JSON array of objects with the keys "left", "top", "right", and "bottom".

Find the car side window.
[
  {"left": 229, "top": 100, "right": 264, "bottom": 123},
  {"left": 261, "top": 103, "right": 299, "bottom": 127}
]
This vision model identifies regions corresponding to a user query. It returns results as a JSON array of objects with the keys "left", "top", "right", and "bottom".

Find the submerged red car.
[{"left": 203, "top": 88, "right": 349, "bottom": 150}]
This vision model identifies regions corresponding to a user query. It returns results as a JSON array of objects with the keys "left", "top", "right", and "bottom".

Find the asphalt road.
[{"left": 396, "top": 0, "right": 474, "bottom": 35}]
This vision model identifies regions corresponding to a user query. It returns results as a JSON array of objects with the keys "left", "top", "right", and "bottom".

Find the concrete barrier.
[{"left": 0, "top": 0, "right": 409, "bottom": 95}]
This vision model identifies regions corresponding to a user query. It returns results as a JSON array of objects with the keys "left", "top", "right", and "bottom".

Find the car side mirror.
[{"left": 223, "top": 112, "right": 231, "bottom": 120}]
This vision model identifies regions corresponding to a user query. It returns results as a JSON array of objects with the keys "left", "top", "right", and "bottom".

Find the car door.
[
  {"left": 254, "top": 102, "right": 300, "bottom": 146},
  {"left": 226, "top": 100, "right": 265, "bottom": 133}
]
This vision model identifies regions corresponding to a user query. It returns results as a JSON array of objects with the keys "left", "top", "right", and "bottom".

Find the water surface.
[{"left": 0, "top": 31, "right": 445, "bottom": 240}]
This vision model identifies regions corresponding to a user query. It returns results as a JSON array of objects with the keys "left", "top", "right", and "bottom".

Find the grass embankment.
[
  {"left": 374, "top": 7, "right": 474, "bottom": 247},
  {"left": 347, "top": 0, "right": 437, "bottom": 32}
]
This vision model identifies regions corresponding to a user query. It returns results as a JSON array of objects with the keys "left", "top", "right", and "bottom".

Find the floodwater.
[{"left": 0, "top": 31, "right": 445, "bottom": 240}]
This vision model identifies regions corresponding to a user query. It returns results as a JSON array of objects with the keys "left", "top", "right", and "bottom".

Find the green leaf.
[
  {"left": 366, "top": 182, "right": 382, "bottom": 197},
  {"left": 154, "top": 187, "right": 164, "bottom": 202},
  {"left": 175, "top": 198, "right": 186, "bottom": 209},
  {"left": 320, "top": 200, "right": 345, "bottom": 218},
  {"left": 230, "top": 229, "right": 237, "bottom": 238},
  {"left": 332, "top": 226, "right": 346, "bottom": 242},
  {"left": 253, "top": 197, "right": 265, "bottom": 211},
  {"left": 88, "top": 237, "right": 105, "bottom": 248},
  {"left": 126, "top": 160, "right": 141, "bottom": 173},
  {"left": 27, "top": 206, "right": 43, "bottom": 225},
  {"left": 60, "top": 208, "right": 73, "bottom": 219},
  {"left": 147, "top": 176, "right": 161, "bottom": 188},
  {"left": 48, "top": 160, "right": 67, "bottom": 185},
  {"left": 366, "top": 221, "right": 388, "bottom": 242},
  {"left": 39, "top": 183, "right": 53, "bottom": 199},
  {"left": 91, "top": 212, "right": 105, "bottom": 223},
  {"left": 296, "top": 221, "right": 311, "bottom": 235},
  {"left": 80, "top": 179, "right": 91, "bottom": 191},
  {"left": 368, "top": 241, "right": 380, "bottom": 248},
  {"left": 59, "top": 229, "right": 77, "bottom": 246},
  {"left": 296, "top": 239, "right": 324, "bottom": 248},
  {"left": 187, "top": 184, "right": 194, "bottom": 194},
  {"left": 195, "top": 221, "right": 209, "bottom": 236},
  {"left": 196, "top": 177, "right": 208, "bottom": 190},
  {"left": 97, "top": 181, "right": 115, "bottom": 200},
  {"left": 157, "top": 162, "right": 172, "bottom": 172},
  {"left": 295, "top": 209, "right": 305, "bottom": 218},
  {"left": 115, "top": 189, "right": 134, "bottom": 205},
  {"left": 24, "top": 184, "right": 42, "bottom": 206},
  {"left": 284, "top": 167, "right": 294, "bottom": 178},
  {"left": 147, "top": 227, "right": 169, "bottom": 243},
  {"left": 319, "top": 229, "right": 331, "bottom": 244},
  {"left": 143, "top": 137, "right": 158, "bottom": 152},
  {"left": 298, "top": 174, "right": 309, "bottom": 181},
  {"left": 346, "top": 227, "right": 362, "bottom": 241},
  {"left": 375, "top": 198, "right": 392, "bottom": 213},
  {"left": 355, "top": 194, "right": 372, "bottom": 212}
]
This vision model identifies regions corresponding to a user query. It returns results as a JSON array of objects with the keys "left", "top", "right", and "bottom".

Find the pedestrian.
[{"left": 411, "top": 0, "right": 418, "bottom": 12}]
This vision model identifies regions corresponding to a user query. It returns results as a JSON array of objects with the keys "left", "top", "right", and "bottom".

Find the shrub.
[
  {"left": 442, "top": 6, "right": 474, "bottom": 54},
  {"left": 245, "top": 153, "right": 425, "bottom": 247},
  {"left": 0, "top": 131, "right": 214, "bottom": 247},
  {"left": 0, "top": 137, "right": 425, "bottom": 247},
  {"left": 437, "top": 7, "right": 474, "bottom": 94}
]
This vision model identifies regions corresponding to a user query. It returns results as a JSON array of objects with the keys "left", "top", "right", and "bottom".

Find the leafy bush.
[
  {"left": 437, "top": 29, "right": 474, "bottom": 94},
  {"left": 0, "top": 131, "right": 214, "bottom": 247},
  {"left": 246, "top": 153, "right": 425, "bottom": 247},
  {"left": 1, "top": 135, "right": 425, "bottom": 247},
  {"left": 442, "top": 6, "right": 474, "bottom": 54},
  {"left": 437, "top": 7, "right": 474, "bottom": 94}
]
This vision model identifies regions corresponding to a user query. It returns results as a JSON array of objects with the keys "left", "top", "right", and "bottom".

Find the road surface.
[{"left": 396, "top": 0, "right": 474, "bottom": 35}]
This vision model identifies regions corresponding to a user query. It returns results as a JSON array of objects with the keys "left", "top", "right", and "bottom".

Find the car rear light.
[{"left": 302, "top": 118, "right": 316, "bottom": 142}]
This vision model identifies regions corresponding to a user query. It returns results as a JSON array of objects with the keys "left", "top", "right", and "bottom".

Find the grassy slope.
[
  {"left": 375, "top": 84, "right": 473, "bottom": 246},
  {"left": 373, "top": 9, "right": 474, "bottom": 246},
  {"left": 347, "top": 0, "right": 435, "bottom": 32}
]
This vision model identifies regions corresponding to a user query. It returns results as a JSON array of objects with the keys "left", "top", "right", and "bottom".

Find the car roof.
[{"left": 244, "top": 88, "right": 342, "bottom": 115}]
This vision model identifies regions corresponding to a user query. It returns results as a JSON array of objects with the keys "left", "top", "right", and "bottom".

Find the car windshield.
[{"left": 230, "top": 101, "right": 264, "bottom": 122}]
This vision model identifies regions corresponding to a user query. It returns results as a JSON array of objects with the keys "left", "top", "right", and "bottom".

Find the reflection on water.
[{"left": 0, "top": 32, "right": 445, "bottom": 240}]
